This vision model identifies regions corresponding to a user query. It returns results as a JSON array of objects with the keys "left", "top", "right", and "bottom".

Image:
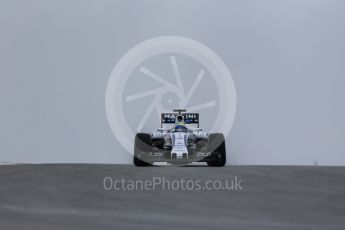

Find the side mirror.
[{"left": 193, "top": 128, "right": 202, "bottom": 132}]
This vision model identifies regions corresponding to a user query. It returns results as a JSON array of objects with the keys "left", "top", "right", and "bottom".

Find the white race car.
[{"left": 133, "top": 109, "right": 226, "bottom": 166}]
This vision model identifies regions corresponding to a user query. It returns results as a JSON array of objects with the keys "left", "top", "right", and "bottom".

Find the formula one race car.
[{"left": 133, "top": 109, "right": 226, "bottom": 166}]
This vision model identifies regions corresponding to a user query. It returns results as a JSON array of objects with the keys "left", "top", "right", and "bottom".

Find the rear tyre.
[
  {"left": 133, "top": 133, "right": 152, "bottom": 166},
  {"left": 207, "top": 133, "right": 226, "bottom": 167}
]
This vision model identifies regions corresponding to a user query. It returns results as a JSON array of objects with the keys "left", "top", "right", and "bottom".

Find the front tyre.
[
  {"left": 133, "top": 133, "right": 152, "bottom": 166},
  {"left": 207, "top": 133, "right": 226, "bottom": 167}
]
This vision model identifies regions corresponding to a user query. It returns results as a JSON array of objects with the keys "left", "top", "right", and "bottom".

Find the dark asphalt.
[{"left": 0, "top": 164, "right": 344, "bottom": 230}]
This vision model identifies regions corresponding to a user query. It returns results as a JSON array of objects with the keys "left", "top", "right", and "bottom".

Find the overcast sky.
[{"left": 0, "top": 0, "right": 344, "bottom": 165}]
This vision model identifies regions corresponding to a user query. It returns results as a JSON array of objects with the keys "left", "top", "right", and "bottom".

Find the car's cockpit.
[{"left": 173, "top": 125, "right": 188, "bottom": 132}]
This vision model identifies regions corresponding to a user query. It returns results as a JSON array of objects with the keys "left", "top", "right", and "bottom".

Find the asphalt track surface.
[{"left": 0, "top": 164, "right": 344, "bottom": 230}]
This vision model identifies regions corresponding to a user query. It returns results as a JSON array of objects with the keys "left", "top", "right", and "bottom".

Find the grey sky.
[{"left": 0, "top": 0, "right": 344, "bottom": 165}]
